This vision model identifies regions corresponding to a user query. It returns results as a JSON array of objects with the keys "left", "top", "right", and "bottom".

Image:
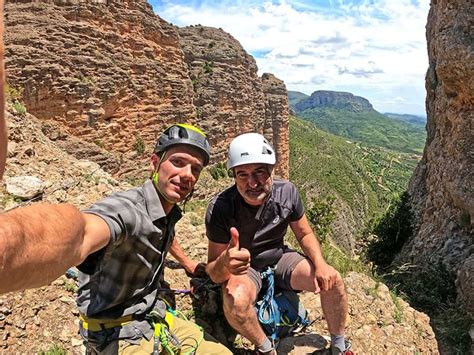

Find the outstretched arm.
[{"left": 0, "top": 203, "right": 111, "bottom": 294}]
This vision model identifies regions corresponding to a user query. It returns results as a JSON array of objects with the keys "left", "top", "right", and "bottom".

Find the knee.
[
  {"left": 223, "top": 278, "right": 255, "bottom": 314},
  {"left": 327, "top": 272, "right": 346, "bottom": 296}
]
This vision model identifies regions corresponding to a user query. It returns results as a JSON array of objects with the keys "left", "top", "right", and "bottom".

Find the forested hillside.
[
  {"left": 289, "top": 117, "right": 419, "bottom": 252},
  {"left": 290, "top": 90, "right": 426, "bottom": 154}
]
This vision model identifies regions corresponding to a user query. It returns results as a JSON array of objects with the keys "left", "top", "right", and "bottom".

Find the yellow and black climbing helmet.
[{"left": 154, "top": 124, "right": 211, "bottom": 166}]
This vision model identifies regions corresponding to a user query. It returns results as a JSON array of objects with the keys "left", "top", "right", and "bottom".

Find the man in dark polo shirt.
[{"left": 205, "top": 133, "right": 350, "bottom": 355}]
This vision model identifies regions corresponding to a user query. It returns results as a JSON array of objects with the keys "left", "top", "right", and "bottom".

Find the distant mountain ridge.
[
  {"left": 288, "top": 90, "right": 426, "bottom": 154},
  {"left": 288, "top": 91, "right": 309, "bottom": 108},
  {"left": 384, "top": 112, "right": 426, "bottom": 127},
  {"left": 295, "top": 90, "right": 374, "bottom": 112}
]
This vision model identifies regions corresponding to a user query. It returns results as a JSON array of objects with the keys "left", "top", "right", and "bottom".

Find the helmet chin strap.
[{"left": 152, "top": 171, "right": 175, "bottom": 204}]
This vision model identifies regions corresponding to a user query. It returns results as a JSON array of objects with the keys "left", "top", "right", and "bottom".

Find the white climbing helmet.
[{"left": 227, "top": 133, "right": 276, "bottom": 169}]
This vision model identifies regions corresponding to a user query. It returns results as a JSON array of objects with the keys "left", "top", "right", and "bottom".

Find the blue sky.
[{"left": 151, "top": 0, "right": 430, "bottom": 116}]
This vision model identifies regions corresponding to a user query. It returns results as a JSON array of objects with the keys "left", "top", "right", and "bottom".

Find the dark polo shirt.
[{"left": 205, "top": 179, "right": 304, "bottom": 270}]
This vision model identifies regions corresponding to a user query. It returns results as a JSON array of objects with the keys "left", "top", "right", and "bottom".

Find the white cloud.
[{"left": 152, "top": 0, "right": 430, "bottom": 115}]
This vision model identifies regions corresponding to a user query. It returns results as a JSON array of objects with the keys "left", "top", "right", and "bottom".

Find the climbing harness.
[
  {"left": 146, "top": 309, "right": 180, "bottom": 355},
  {"left": 80, "top": 303, "right": 204, "bottom": 355},
  {"left": 79, "top": 313, "right": 134, "bottom": 332},
  {"left": 255, "top": 267, "right": 312, "bottom": 343},
  {"left": 146, "top": 307, "right": 204, "bottom": 355}
]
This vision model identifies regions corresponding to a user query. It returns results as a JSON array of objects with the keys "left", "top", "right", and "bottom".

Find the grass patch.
[
  {"left": 363, "top": 281, "right": 381, "bottom": 299},
  {"left": 12, "top": 100, "right": 27, "bottom": 115},
  {"left": 133, "top": 134, "right": 145, "bottom": 154},
  {"left": 38, "top": 344, "right": 67, "bottom": 355},
  {"left": 209, "top": 162, "right": 230, "bottom": 180},
  {"left": 390, "top": 290, "right": 404, "bottom": 323},
  {"left": 321, "top": 240, "right": 368, "bottom": 276},
  {"left": 182, "top": 198, "right": 209, "bottom": 214},
  {"left": 64, "top": 280, "right": 78, "bottom": 293},
  {"left": 124, "top": 175, "right": 146, "bottom": 186}
]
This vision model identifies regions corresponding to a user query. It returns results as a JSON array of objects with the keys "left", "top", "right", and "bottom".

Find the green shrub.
[
  {"left": 192, "top": 77, "right": 199, "bottom": 90},
  {"left": 5, "top": 84, "right": 23, "bottom": 100},
  {"left": 38, "top": 344, "right": 67, "bottom": 355},
  {"left": 307, "top": 195, "right": 336, "bottom": 242},
  {"left": 209, "top": 162, "right": 229, "bottom": 180},
  {"left": 94, "top": 139, "right": 104, "bottom": 148},
  {"left": 366, "top": 191, "right": 413, "bottom": 269},
  {"left": 64, "top": 280, "right": 77, "bottom": 293},
  {"left": 12, "top": 100, "right": 27, "bottom": 115},
  {"left": 203, "top": 61, "right": 213, "bottom": 74},
  {"left": 133, "top": 134, "right": 145, "bottom": 154}
]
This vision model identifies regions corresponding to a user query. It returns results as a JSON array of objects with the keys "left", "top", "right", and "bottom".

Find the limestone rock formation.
[
  {"left": 177, "top": 25, "right": 288, "bottom": 177},
  {"left": 5, "top": 0, "right": 194, "bottom": 155},
  {"left": 4, "top": 0, "right": 289, "bottom": 178},
  {"left": 400, "top": 0, "right": 473, "bottom": 320},
  {"left": 1, "top": 104, "right": 131, "bottom": 211},
  {"left": 261, "top": 73, "right": 289, "bottom": 178},
  {"left": 295, "top": 90, "right": 374, "bottom": 112}
]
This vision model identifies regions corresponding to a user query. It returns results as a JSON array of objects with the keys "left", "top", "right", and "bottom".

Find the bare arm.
[
  {"left": 206, "top": 240, "right": 232, "bottom": 283},
  {"left": 169, "top": 238, "right": 204, "bottom": 276},
  {"left": 290, "top": 214, "right": 325, "bottom": 267},
  {"left": 290, "top": 214, "right": 340, "bottom": 291},
  {"left": 0, "top": 203, "right": 111, "bottom": 294}
]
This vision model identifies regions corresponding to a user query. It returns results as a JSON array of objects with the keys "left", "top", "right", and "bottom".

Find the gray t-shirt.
[
  {"left": 77, "top": 179, "right": 181, "bottom": 342},
  {"left": 206, "top": 179, "right": 304, "bottom": 270}
]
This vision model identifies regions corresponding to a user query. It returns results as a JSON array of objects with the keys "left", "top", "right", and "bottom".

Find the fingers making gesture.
[{"left": 224, "top": 227, "right": 251, "bottom": 275}]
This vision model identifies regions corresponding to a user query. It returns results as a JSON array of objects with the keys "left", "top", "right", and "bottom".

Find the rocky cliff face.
[
  {"left": 4, "top": 0, "right": 289, "bottom": 178},
  {"left": 400, "top": 0, "right": 473, "bottom": 319},
  {"left": 177, "top": 26, "right": 288, "bottom": 177},
  {"left": 294, "top": 90, "right": 374, "bottom": 112}
]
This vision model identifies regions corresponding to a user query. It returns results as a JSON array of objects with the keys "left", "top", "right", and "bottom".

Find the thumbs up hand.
[{"left": 224, "top": 227, "right": 251, "bottom": 275}]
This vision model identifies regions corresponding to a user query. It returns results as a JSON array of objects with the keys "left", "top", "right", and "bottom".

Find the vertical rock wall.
[
  {"left": 5, "top": 0, "right": 195, "bottom": 156},
  {"left": 400, "top": 0, "right": 473, "bottom": 318},
  {"left": 261, "top": 73, "right": 289, "bottom": 178},
  {"left": 4, "top": 0, "right": 289, "bottom": 177}
]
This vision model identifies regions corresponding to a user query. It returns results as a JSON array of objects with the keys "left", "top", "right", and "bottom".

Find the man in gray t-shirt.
[
  {"left": 73, "top": 124, "right": 230, "bottom": 354},
  {"left": 206, "top": 133, "right": 350, "bottom": 355}
]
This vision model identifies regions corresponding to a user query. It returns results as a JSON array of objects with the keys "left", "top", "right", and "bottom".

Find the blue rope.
[{"left": 257, "top": 267, "right": 279, "bottom": 340}]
